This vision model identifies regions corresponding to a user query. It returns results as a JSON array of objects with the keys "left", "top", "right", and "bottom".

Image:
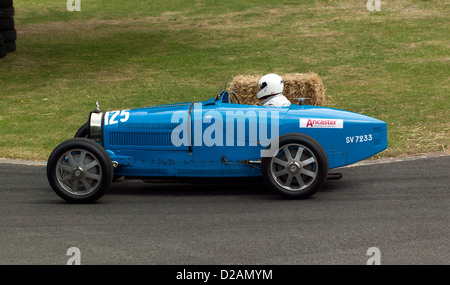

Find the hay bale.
[{"left": 229, "top": 72, "right": 326, "bottom": 106}]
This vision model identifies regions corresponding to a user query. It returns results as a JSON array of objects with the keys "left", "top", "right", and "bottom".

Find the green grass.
[{"left": 0, "top": 0, "right": 448, "bottom": 160}]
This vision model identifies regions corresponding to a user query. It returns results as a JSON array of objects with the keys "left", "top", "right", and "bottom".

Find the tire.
[
  {"left": 0, "top": 0, "right": 13, "bottom": 9},
  {"left": 0, "top": 6, "right": 14, "bottom": 18},
  {"left": 74, "top": 123, "right": 89, "bottom": 138},
  {"left": 4, "top": 39, "right": 14, "bottom": 52},
  {"left": 0, "top": 34, "right": 5, "bottom": 58},
  {"left": 261, "top": 133, "right": 328, "bottom": 199},
  {"left": 2, "top": 28, "right": 15, "bottom": 42},
  {"left": 47, "top": 138, "right": 113, "bottom": 203},
  {"left": 0, "top": 17, "right": 14, "bottom": 30}
]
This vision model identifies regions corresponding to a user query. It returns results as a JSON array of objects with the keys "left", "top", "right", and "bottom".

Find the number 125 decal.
[{"left": 104, "top": 110, "right": 130, "bottom": 125}]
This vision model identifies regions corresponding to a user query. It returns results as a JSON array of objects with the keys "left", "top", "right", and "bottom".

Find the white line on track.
[
  {"left": 0, "top": 158, "right": 47, "bottom": 166},
  {"left": 342, "top": 152, "right": 448, "bottom": 168}
]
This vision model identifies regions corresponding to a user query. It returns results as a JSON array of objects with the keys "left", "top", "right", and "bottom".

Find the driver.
[{"left": 257, "top": 73, "right": 291, "bottom": 107}]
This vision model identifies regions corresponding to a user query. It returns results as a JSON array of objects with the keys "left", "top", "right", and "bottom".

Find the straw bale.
[{"left": 228, "top": 72, "right": 325, "bottom": 106}]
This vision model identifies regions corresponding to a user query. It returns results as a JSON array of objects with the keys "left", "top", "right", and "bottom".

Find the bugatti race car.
[{"left": 47, "top": 89, "right": 387, "bottom": 203}]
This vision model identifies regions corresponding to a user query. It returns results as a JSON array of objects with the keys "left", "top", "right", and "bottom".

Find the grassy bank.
[{"left": 0, "top": 0, "right": 448, "bottom": 160}]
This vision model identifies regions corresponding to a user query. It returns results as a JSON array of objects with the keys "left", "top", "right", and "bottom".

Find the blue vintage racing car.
[{"left": 47, "top": 90, "right": 387, "bottom": 203}]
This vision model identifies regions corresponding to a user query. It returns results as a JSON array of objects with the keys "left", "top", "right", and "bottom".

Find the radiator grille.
[{"left": 109, "top": 132, "right": 174, "bottom": 146}]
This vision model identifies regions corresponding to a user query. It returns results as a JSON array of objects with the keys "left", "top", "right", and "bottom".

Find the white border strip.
[
  {"left": 342, "top": 152, "right": 449, "bottom": 168},
  {"left": 0, "top": 158, "right": 47, "bottom": 166}
]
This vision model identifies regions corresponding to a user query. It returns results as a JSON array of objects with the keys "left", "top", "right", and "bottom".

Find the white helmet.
[{"left": 257, "top": 73, "right": 284, "bottom": 100}]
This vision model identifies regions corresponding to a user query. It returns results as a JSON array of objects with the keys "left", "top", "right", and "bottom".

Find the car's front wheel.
[
  {"left": 261, "top": 134, "right": 328, "bottom": 199},
  {"left": 47, "top": 138, "right": 113, "bottom": 203}
]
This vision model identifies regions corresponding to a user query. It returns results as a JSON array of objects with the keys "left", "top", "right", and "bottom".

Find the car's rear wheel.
[
  {"left": 47, "top": 138, "right": 113, "bottom": 203},
  {"left": 261, "top": 134, "right": 328, "bottom": 199}
]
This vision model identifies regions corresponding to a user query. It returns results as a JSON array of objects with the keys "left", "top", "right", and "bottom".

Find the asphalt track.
[{"left": 0, "top": 155, "right": 448, "bottom": 265}]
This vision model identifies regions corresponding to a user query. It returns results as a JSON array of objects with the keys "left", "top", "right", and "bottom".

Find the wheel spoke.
[
  {"left": 79, "top": 150, "right": 87, "bottom": 166},
  {"left": 81, "top": 178, "right": 91, "bottom": 191},
  {"left": 295, "top": 174, "right": 305, "bottom": 188},
  {"left": 273, "top": 157, "right": 288, "bottom": 167},
  {"left": 85, "top": 160, "right": 99, "bottom": 171},
  {"left": 300, "top": 169, "right": 316, "bottom": 179},
  {"left": 67, "top": 152, "right": 77, "bottom": 167},
  {"left": 275, "top": 169, "right": 288, "bottom": 177},
  {"left": 283, "top": 146, "right": 293, "bottom": 161},
  {"left": 85, "top": 173, "right": 101, "bottom": 181},
  {"left": 285, "top": 174, "right": 293, "bottom": 187},
  {"left": 62, "top": 174, "right": 73, "bottom": 183},
  {"left": 59, "top": 164, "right": 73, "bottom": 173},
  {"left": 301, "top": 157, "right": 315, "bottom": 167},
  {"left": 294, "top": 147, "right": 304, "bottom": 161}
]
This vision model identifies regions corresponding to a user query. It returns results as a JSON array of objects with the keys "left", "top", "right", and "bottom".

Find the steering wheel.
[{"left": 228, "top": 91, "right": 241, "bottom": 104}]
